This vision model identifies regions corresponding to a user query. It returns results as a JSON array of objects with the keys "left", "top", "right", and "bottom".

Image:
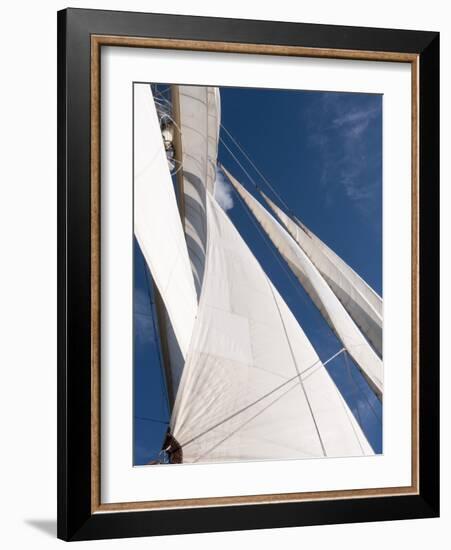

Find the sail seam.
[{"left": 267, "top": 280, "right": 327, "bottom": 457}]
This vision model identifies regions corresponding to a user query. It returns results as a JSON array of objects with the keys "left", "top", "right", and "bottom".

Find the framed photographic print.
[{"left": 57, "top": 8, "right": 439, "bottom": 541}]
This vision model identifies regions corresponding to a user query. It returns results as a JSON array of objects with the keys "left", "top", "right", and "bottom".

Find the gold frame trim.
[{"left": 90, "top": 35, "right": 420, "bottom": 514}]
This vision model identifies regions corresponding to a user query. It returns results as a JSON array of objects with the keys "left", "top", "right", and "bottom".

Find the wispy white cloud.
[
  {"left": 332, "top": 105, "right": 379, "bottom": 140},
  {"left": 332, "top": 105, "right": 379, "bottom": 128},
  {"left": 304, "top": 94, "right": 382, "bottom": 213},
  {"left": 214, "top": 167, "right": 234, "bottom": 211}
]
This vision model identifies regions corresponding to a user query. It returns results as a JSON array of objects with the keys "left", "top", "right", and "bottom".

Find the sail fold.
[
  {"left": 173, "top": 85, "right": 221, "bottom": 299},
  {"left": 263, "top": 193, "right": 383, "bottom": 357}
]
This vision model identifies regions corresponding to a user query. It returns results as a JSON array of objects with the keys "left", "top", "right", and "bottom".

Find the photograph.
[
  {"left": 53, "top": 5, "right": 439, "bottom": 542},
  {"left": 133, "top": 82, "right": 383, "bottom": 466}
]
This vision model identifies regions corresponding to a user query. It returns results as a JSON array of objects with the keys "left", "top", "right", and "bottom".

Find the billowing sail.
[
  {"left": 170, "top": 192, "right": 373, "bottom": 463},
  {"left": 224, "top": 167, "right": 383, "bottom": 399},
  {"left": 263, "top": 193, "right": 383, "bottom": 357},
  {"left": 134, "top": 83, "right": 198, "bottom": 398},
  {"left": 172, "top": 85, "right": 221, "bottom": 299}
]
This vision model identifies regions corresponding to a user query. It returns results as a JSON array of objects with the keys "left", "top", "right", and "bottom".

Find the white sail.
[
  {"left": 134, "top": 84, "right": 198, "bottom": 396},
  {"left": 263, "top": 193, "right": 383, "bottom": 357},
  {"left": 295, "top": 215, "right": 382, "bottom": 314},
  {"left": 224, "top": 167, "right": 383, "bottom": 399},
  {"left": 171, "top": 192, "right": 373, "bottom": 463},
  {"left": 174, "top": 85, "right": 221, "bottom": 299}
]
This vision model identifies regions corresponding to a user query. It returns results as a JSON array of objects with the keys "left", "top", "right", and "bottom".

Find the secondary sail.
[
  {"left": 263, "top": 193, "right": 383, "bottom": 357},
  {"left": 172, "top": 85, "right": 221, "bottom": 299},
  {"left": 170, "top": 191, "right": 373, "bottom": 463},
  {"left": 223, "top": 166, "right": 383, "bottom": 399},
  {"left": 134, "top": 83, "right": 198, "bottom": 399}
]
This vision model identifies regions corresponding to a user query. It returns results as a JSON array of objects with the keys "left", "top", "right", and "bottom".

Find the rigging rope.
[
  {"left": 220, "top": 123, "right": 294, "bottom": 215},
  {"left": 134, "top": 415, "right": 169, "bottom": 425},
  {"left": 179, "top": 348, "right": 345, "bottom": 450},
  {"left": 343, "top": 352, "right": 363, "bottom": 427},
  {"left": 219, "top": 138, "right": 263, "bottom": 197},
  {"left": 344, "top": 351, "right": 382, "bottom": 422},
  {"left": 142, "top": 261, "right": 171, "bottom": 418}
]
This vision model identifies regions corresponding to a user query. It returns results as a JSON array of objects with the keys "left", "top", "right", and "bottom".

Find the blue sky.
[{"left": 134, "top": 86, "right": 382, "bottom": 465}]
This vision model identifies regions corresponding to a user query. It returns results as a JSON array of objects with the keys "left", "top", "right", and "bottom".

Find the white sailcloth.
[
  {"left": 174, "top": 85, "right": 221, "bottom": 299},
  {"left": 224, "top": 167, "right": 383, "bottom": 399},
  {"left": 134, "top": 84, "right": 198, "bottom": 396},
  {"left": 171, "top": 192, "right": 373, "bottom": 463},
  {"left": 263, "top": 193, "right": 383, "bottom": 357}
]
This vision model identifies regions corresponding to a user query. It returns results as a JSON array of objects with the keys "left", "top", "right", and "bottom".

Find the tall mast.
[
  {"left": 170, "top": 85, "right": 186, "bottom": 227},
  {"left": 169, "top": 85, "right": 221, "bottom": 300}
]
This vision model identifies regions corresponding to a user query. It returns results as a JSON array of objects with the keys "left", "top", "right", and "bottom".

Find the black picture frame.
[{"left": 57, "top": 7, "right": 439, "bottom": 541}]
